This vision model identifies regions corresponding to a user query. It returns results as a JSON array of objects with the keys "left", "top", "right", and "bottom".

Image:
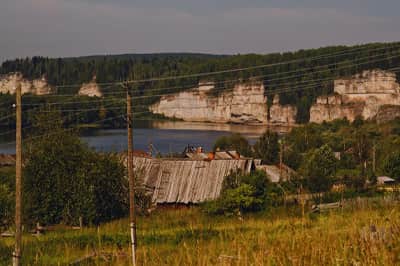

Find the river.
[{"left": 0, "top": 121, "right": 290, "bottom": 155}]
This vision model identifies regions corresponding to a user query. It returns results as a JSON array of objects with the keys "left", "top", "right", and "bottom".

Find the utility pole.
[
  {"left": 279, "top": 139, "right": 283, "bottom": 182},
  {"left": 126, "top": 84, "right": 137, "bottom": 266},
  {"left": 372, "top": 141, "right": 376, "bottom": 173},
  {"left": 13, "top": 78, "right": 22, "bottom": 266}
]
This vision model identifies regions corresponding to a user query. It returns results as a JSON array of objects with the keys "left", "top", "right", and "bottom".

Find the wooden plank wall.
[{"left": 132, "top": 157, "right": 252, "bottom": 204}]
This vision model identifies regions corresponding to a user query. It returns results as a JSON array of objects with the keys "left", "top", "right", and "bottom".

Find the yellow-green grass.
[{"left": 1, "top": 199, "right": 399, "bottom": 266}]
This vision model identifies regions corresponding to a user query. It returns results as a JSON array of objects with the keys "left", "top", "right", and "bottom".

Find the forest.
[{"left": 1, "top": 42, "right": 400, "bottom": 130}]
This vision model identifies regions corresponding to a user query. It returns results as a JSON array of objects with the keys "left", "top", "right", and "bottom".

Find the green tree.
[
  {"left": 213, "top": 133, "right": 252, "bottom": 157},
  {"left": 2, "top": 42, "right": 399, "bottom": 127},
  {"left": 0, "top": 184, "right": 13, "bottom": 229},
  {"left": 382, "top": 151, "right": 400, "bottom": 181},
  {"left": 254, "top": 130, "right": 279, "bottom": 164},
  {"left": 353, "top": 129, "right": 372, "bottom": 176},
  {"left": 301, "top": 145, "right": 338, "bottom": 193},
  {"left": 23, "top": 111, "right": 127, "bottom": 225}
]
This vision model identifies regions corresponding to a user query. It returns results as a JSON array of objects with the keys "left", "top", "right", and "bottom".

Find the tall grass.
[{"left": 1, "top": 198, "right": 399, "bottom": 265}]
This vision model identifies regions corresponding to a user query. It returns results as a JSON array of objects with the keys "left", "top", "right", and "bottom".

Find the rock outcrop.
[
  {"left": 310, "top": 70, "right": 400, "bottom": 123},
  {"left": 150, "top": 81, "right": 297, "bottom": 125},
  {"left": 150, "top": 82, "right": 268, "bottom": 124},
  {"left": 376, "top": 105, "right": 400, "bottom": 123},
  {"left": 269, "top": 95, "right": 297, "bottom": 125},
  {"left": 78, "top": 76, "right": 103, "bottom": 97},
  {"left": 0, "top": 73, "right": 52, "bottom": 95}
]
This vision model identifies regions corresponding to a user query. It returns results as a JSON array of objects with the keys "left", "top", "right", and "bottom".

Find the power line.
[
  {"left": 0, "top": 113, "right": 130, "bottom": 146},
  {"left": 0, "top": 50, "right": 398, "bottom": 137},
  {"left": 0, "top": 100, "right": 127, "bottom": 137},
  {"left": 19, "top": 49, "right": 400, "bottom": 101},
  {"left": 0, "top": 113, "right": 15, "bottom": 122},
  {"left": 16, "top": 51, "right": 400, "bottom": 105},
  {"left": 20, "top": 97, "right": 125, "bottom": 107},
  {"left": 5, "top": 63, "right": 400, "bottom": 115},
  {"left": 39, "top": 43, "right": 400, "bottom": 89}
]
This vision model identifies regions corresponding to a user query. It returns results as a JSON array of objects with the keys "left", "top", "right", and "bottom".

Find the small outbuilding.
[
  {"left": 0, "top": 154, "right": 15, "bottom": 166},
  {"left": 377, "top": 176, "right": 396, "bottom": 186},
  {"left": 132, "top": 151, "right": 253, "bottom": 204}
]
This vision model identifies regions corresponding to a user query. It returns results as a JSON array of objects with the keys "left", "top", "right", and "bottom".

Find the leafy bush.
[
  {"left": 0, "top": 183, "right": 13, "bottom": 229},
  {"left": 204, "top": 170, "right": 282, "bottom": 215},
  {"left": 0, "top": 240, "right": 12, "bottom": 265}
]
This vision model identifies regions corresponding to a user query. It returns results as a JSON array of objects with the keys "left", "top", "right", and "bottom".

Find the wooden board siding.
[{"left": 132, "top": 157, "right": 252, "bottom": 204}]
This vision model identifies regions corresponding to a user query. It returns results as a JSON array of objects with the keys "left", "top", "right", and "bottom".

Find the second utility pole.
[
  {"left": 13, "top": 78, "right": 22, "bottom": 266},
  {"left": 126, "top": 84, "right": 137, "bottom": 266}
]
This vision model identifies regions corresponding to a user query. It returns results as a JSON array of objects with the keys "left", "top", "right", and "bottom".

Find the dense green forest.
[{"left": 1, "top": 42, "right": 400, "bottom": 130}]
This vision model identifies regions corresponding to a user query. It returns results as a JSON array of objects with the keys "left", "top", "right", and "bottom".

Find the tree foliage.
[
  {"left": 0, "top": 42, "right": 399, "bottom": 127},
  {"left": 23, "top": 112, "right": 127, "bottom": 226},
  {"left": 301, "top": 145, "right": 338, "bottom": 193},
  {"left": 253, "top": 130, "right": 279, "bottom": 164},
  {"left": 204, "top": 170, "right": 283, "bottom": 215},
  {"left": 213, "top": 133, "right": 252, "bottom": 157},
  {"left": 382, "top": 151, "right": 400, "bottom": 181},
  {"left": 0, "top": 183, "right": 13, "bottom": 229}
]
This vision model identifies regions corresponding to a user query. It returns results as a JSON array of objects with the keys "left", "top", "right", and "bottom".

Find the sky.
[{"left": 1, "top": 0, "right": 399, "bottom": 62}]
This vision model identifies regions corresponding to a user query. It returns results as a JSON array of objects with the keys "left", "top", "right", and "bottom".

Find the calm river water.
[{"left": 0, "top": 121, "right": 289, "bottom": 155}]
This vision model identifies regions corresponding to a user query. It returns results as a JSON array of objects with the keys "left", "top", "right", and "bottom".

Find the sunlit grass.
[{"left": 1, "top": 199, "right": 399, "bottom": 265}]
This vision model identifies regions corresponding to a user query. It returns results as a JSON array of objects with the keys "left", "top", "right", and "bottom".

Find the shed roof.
[
  {"left": 185, "top": 152, "right": 209, "bottom": 160},
  {"left": 0, "top": 154, "right": 15, "bottom": 166},
  {"left": 133, "top": 156, "right": 253, "bottom": 204},
  {"left": 377, "top": 176, "right": 396, "bottom": 184}
]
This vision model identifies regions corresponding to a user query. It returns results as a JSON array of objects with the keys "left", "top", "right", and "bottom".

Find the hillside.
[{"left": 0, "top": 42, "right": 400, "bottom": 128}]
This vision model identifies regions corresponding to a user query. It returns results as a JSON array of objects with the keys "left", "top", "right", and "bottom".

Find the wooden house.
[{"left": 132, "top": 152, "right": 253, "bottom": 204}]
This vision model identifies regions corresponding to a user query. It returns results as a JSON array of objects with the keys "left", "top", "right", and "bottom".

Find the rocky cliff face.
[
  {"left": 150, "top": 82, "right": 267, "bottom": 124},
  {"left": 269, "top": 95, "right": 297, "bottom": 125},
  {"left": 0, "top": 73, "right": 52, "bottom": 95},
  {"left": 310, "top": 70, "right": 400, "bottom": 123},
  {"left": 150, "top": 82, "right": 297, "bottom": 125},
  {"left": 78, "top": 76, "right": 103, "bottom": 97}
]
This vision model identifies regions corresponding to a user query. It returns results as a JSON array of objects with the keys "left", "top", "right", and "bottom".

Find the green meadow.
[{"left": 1, "top": 197, "right": 399, "bottom": 266}]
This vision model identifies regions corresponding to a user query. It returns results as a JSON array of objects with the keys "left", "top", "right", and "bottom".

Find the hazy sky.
[{"left": 1, "top": 0, "right": 399, "bottom": 62}]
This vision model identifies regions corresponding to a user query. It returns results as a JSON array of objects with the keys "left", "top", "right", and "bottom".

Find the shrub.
[
  {"left": 0, "top": 183, "right": 13, "bottom": 229},
  {"left": 204, "top": 170, "right": 281, "bottom": 215}
]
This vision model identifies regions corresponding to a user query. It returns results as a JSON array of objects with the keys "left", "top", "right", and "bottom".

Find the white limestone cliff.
[
  {"left": 78, "top": 76, "right": 103, "bottom": 97},
  {"left": 150, "top": 81, "right": 297, "bottom": 125},
  {"left": 310, "top": 70, "right": 400, "bottom": 123},
  {"left": 269, "top": 95, "right": 297, "bottom": 125},
  {"left": 150, "top": 82, "right": 267, "bottom": 124},
  {"left": 0, "top": 73, "right": 52, "bottom": 95}
]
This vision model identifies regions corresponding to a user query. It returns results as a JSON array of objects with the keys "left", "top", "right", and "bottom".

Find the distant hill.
[
  {"left": 63, "top": 52, "right": 226, "bottom": 62},
  {"left": 0, "top": 42, "right": 399, "bottom": 125}
]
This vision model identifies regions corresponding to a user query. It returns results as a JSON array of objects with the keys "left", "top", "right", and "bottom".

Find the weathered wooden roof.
[
  {"left": 0, "top": 154, "right": 15, "bottom": 166},
  {"left": 185, "top": 152, "right": 209, "bottom": 160},
  {"left": 133, "top": 156, "right": 253, "bottom": 204},
  {"left": 377, "top": 176, "right": 396, "bottom": 185}
]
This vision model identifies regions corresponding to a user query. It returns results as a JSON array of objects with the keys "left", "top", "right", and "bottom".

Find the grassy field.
[{"left": 1, "top": 198, "right": 399, "bottom": 266}]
